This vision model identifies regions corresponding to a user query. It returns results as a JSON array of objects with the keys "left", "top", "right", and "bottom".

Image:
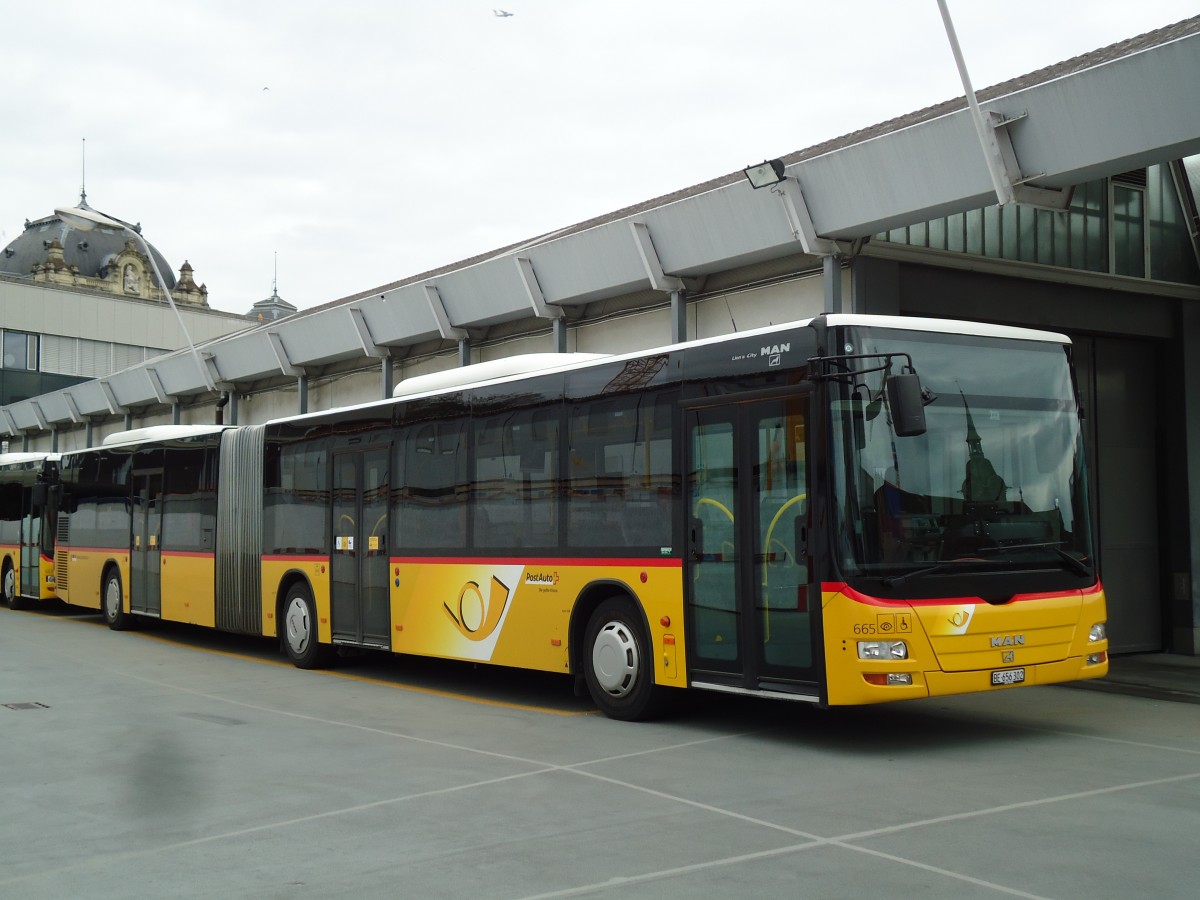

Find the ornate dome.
[{"left": 1, "top": 199, "right": 178, "bottom": 290}]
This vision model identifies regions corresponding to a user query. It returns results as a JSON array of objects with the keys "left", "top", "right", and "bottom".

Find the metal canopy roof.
[{"left": 4, "top": 17, "right": 1199, "bottom": 434}]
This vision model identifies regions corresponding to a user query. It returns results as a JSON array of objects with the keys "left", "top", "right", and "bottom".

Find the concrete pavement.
[{"left": 2, "top": 605, "right": 1199, "bottom": 899}]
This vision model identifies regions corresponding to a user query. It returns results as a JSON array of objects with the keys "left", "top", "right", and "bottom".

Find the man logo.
[{"left": 990, "top": 634, "right": 1026, "bottom": 648}]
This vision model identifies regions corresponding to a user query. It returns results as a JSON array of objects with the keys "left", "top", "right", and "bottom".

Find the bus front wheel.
[
  {"left": 103, "top": 569, "right": 132, "bottom": 631},
  {"left": 3, "top": 561, "right": 25, "bottom": 610},
  {"left": 583, "top": 598, "right": 665, "bottom": 721},
  {"left": 282, "top": 584, "right": 330, "bottom": 669}
]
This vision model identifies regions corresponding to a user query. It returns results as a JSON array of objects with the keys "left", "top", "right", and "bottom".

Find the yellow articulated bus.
[
  {"left": 0, "top": 452, "right": 59, "bottom": 610},
  {"left": 33, "top": 314, "right": 1107, "bottom": 719}
]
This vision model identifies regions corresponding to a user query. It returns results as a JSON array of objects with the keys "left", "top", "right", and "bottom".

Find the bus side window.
[{"left": 398, "top": 422, "right": 466, "bottom": 551}]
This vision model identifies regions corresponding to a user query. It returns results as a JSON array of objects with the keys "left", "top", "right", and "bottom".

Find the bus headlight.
[
  {"left": 1088, "top": 623, "right": 1107, "bottom": 642},
  {"left": 858, "top": 640, "right": 908, "bottom": 660}
]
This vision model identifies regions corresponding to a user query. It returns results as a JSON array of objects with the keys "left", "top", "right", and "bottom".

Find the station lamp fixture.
[{"left": 743, "top": 158, "right": 787, "bottom": 189}]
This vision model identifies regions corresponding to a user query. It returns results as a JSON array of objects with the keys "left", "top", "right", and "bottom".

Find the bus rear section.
[
  {"left": 54, "top": 427, "right": 226, "bottom": 629},
  {"left": 0, "top": 453, "right": 59, "bottom": 609}
]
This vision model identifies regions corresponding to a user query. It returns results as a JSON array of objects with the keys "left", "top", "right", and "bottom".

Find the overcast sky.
[{"left": 2, "top": 1, "right": 1195, "bottom": 315}]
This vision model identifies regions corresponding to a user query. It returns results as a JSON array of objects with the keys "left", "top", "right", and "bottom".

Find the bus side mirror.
[
  {"left": 30, "top": 483, "right": 48, "bottom": 508},
  {"left": 887, "top": 372, "right": 927, "bottom": 437}
]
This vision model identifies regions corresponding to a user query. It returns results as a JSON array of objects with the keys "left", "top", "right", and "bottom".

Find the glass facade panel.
[
  {"left": 1016, "top": 206, "right": 1037, "bottom": 263},
  {"left": 1112, "top": 184, "right": 1146, "bottom": 278},
  {"left": 982, "top": 205, "right": 1001, "bottom": 258},
  {"left": 927, "top": 217, "right": 946, "bottom": 251},
  {"left": 965, "top": 209, "right": 984, "bottom": 256},
  {"left": 1080, "top": 180, "right": 1107, "bottom": 272},
  {"left": 1001, "top": 202, "right": 1019, "bottom": 261},
  {"left": 875, "top": 168, "right": 1199, "bottom": 286},
  {"left": 946, "top": 212, "right": 965, "bottom": 253},
  {"left": 1148, "top": 163, "right": 1200, "bottom": 283}
]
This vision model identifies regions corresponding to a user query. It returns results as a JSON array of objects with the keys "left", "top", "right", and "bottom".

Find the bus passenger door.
[
  {"left": 685, "top": 398, "right": 815, "bottom": 691},
  {"left": 131, "top": 470, "right": 163, "bottom": 617},
  {"left": 331, "top": 447, "right": 390, "bottom": 648}
]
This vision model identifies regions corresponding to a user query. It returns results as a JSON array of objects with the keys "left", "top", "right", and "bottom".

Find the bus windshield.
[{"left": 829, "top": 327, "right": 1093, "bottom": 589}]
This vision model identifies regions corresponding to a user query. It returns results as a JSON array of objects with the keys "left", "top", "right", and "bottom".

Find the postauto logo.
[{"left": 443, "top": 575, "right": 512, "bottom": 642}]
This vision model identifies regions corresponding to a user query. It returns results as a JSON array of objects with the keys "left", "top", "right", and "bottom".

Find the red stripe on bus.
[
  {"left": 824, "top": 581, "right": 1100, "bottom": 607},
  {"left": 392, "top": 556, "right": 683, "bottom": 568},
  {"left": 55, "top": 547, "right": 215, "bottom": 559}
]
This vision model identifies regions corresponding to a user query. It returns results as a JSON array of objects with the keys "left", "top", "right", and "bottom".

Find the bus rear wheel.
[
  {"left": 282, "top": 583, "right": 331, "bottom": 669},
  {"left": 103, "top": 568, "right": 132, "bottom": 630},
  {"left": 3, "top": 561, "right": 25, "bottom": 610},
  {"left": 583, "top": 598, "right": 666, "bottom": 721}
]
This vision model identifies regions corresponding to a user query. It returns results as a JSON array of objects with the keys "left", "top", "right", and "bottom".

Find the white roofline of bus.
[
  {"left": 823, "top": 314, "right": 1071, "bottom": 345},
  {"left": 0, "top": 452, "right": 59, "bottom": 467},
  {"left": 98, "top": 424, "right": 230, "bottom": 448},
  {"left": 391, "top": 352, "right": 609, "bottom": 399},
  {"left": 266, "top": 313, "right": 1072, "bottom": 426}
]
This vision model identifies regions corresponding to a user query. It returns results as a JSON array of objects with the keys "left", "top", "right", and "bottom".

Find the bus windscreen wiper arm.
[
  {"left": 972, "top": 542, "right": 1094, "bottom": 577},
  {"left": 882, "top": 543, "right": 1093, "bottom": 588}
]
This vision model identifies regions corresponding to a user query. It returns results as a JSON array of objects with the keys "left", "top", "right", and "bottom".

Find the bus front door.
[
  {"left": 685, "top": 398, "right": 816, "bottom": 693},
  {"left": 130, "top": 470, "right": 163, "bottom": 617},
  {"left": 331, "top": 448, "right": 390, "bottom": 648}
]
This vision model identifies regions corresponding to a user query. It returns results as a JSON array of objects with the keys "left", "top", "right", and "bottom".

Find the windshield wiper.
[
  {"left": 881, "top": 542, "right": 1093, "bottom": 588},
  {"left": 881, "top": 559, "right": 984, "bottom": 588},
  {"left": 971, "top": 542, "right": 1094, "bottom": 578}
]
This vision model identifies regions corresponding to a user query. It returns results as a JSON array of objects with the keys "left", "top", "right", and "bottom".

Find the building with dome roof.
[{"left": 0, "top": 197, "right": 254, "bottom": 411}]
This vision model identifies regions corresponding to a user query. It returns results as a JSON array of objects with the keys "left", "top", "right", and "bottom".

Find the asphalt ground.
[{"left": 2, "top": 604, "right": 1198, "bottom": 900}]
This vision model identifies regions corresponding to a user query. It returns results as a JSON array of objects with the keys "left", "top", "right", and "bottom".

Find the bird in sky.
[{"left": 493, "top": 9, "right": 513, "bottom": 16}]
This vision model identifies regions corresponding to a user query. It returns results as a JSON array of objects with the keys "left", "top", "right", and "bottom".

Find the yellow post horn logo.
[{"left": 444, "top": 576, "right": 512, "bottom": 641}]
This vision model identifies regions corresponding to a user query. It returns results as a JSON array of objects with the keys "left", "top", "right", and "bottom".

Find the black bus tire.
[
  {"left": 102, "top": 568, "right": 132, "bottom": 631},
  {"left": 3, "top": 561, "right": 25, "bottom": 610},
  {"left": 583, "top": 598, "right": 666, "bottom": 721},
  {"left": 282, "top": 583, "right": 330, "bottom": 669}
]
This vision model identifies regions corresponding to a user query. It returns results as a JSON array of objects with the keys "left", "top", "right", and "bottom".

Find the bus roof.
[
  {"left": 268, "top": 313, "right": 1072, "bottom": 426},
  {"left": 0, "top": 452, "right": 58, "bottom": 469},
  {"left": 823, "top": 314, "right": 1070, "bottom": 345},
  {"left": 98, "top": 424, "right": 230, "bottom": 449},
  {"left": 391, "top": 352, "right": 609, "bottom": 399}
]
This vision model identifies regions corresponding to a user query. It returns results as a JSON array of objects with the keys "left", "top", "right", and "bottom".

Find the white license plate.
[{"left": 991, "top": 668, "right": 1026, "bottom": 686}]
